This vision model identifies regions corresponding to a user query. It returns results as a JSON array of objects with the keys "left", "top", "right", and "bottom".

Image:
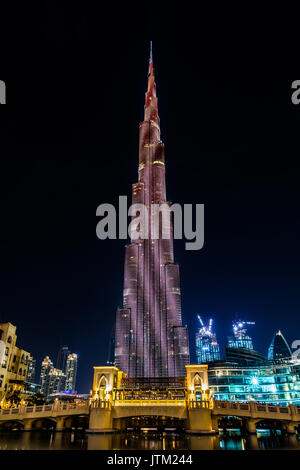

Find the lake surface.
[{"left": 0, "top": 430, "right": 299, "bottom": 450}]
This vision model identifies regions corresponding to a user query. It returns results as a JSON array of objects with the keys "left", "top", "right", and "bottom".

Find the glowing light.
[{"left": 251, "top": 377, "right": 258, "bottom": 385}]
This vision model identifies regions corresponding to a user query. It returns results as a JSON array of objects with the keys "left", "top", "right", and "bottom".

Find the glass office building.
[
  {"left": 208, "top": 360, "right": 300, "bottom": 406},
  {"left": 268, "top": 330, "right": 292, "bottom": 361}
]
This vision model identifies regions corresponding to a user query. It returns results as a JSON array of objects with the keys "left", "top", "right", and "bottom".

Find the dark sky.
[{"left": 1, "top": 5, "right": 300, "bottom": 392}]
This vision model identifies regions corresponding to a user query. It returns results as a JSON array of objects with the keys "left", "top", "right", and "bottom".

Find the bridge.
[
  {"left": 0, "top": 401, "right": 89, "bottom": 431},
  {"left": 212, "top": 400, "right": 300, "bottom": 434},
  {"left": 1, "top": 363, "right": 300, "bottom": 434},
  {"left": 0, "top": 398, "right": 299, "bottom": 434},
  {"left": 87, "top": 364, "right": 300, "bottom": 434}
]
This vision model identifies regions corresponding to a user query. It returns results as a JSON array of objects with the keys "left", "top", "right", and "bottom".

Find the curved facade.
[
  {"left": 208, "top": 360, "right": 300, "bottom": 406},
  {"left": 268, "top": 330, "right": 292, "bottom": 361}
]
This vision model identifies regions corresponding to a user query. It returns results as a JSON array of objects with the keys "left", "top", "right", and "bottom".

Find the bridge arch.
[
  {"left": 31, "top": 417, "right": 57, "bottom": 431},
  {"left": 255, "top": 418, "right": 291, "bottom": 434},
  {"left": 0, "top": 420, "right": 24, "bottom": 431},
  {"left": 216, "top": 415, "right": 244, "bottom": 431},
  {"left": 193, "top": 373, "right": 204, "bottom": 400},
  {"left": 113, "top": 405, "right": 188, "bottom": 420},
  {"left": 98, "top": 374, "right": 108, "bottom": 389},
  {"left": 116, "top": 415, "right": 186, "bottom": 432},
  {"left": 63, "top": 415, "right": 89, "bottom": 430},
  {"left": 193, "top": 373, "right": 202, "bottom": 388}
]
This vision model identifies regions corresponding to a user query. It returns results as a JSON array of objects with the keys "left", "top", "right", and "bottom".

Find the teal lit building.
[
  {"left": 201, "top": 320, "right": 299, "bottom": 406},
  {"left": 208, "top": 360, "right": 300, "bottom": 406}
]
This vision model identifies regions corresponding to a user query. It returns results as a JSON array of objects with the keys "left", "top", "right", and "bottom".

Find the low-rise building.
[
  {"left": 208, "top": 358, "right": 300, "bottom": 406},
  {"left": 0, "top": 323, "right": 30, "bottom": 403}
]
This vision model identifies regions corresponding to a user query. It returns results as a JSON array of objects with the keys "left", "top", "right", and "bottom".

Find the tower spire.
[{"left": 148, "top": 41, "right": 154, "bottom": 77}]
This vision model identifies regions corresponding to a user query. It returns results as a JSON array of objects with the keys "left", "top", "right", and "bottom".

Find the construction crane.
[
  {"left": 197, "top": 315, "right": 214, "bottom": 337},
  {"left": 232, "top": 320, "right": 255, "bottom": 340}
]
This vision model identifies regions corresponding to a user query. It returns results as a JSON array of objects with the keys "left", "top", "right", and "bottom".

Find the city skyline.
[{"left": 1, "top": 39, "right": 299, "bottom": 393}]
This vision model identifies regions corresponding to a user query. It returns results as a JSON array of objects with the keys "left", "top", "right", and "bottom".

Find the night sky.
[{"left": 1, "top": 5, "right": 300, "bottom": 392}]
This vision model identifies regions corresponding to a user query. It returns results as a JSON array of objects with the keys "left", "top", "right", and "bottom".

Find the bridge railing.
[
  {"left": 214, "top": 400, "right": 300, "bottom": 416},
  {"left": 189, "top": 401, "right": 211, "bottom": 409},
  {"left": 90, "top": 400, "right": 111, "bottom": 410},
  {"left": 0, "top": 401, "right": 89, "bottom": 416},
  {"left": 214, "top": 401, "right": 249, "bottom": 411},
  {"left": 114, "top": 399, "right": 186, "bottom": 407}
]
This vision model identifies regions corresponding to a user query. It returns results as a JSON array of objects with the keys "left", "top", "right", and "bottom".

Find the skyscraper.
[
  {"left": 114, "top": 43, "right": 190, "bottom": 377},
  {"left": 196, "top": 316, "right": 220, "bottom": 364},
  {"left": 268, "top": 330, "right": 292, "bottom": 360},
  {"left": 65, "top": 353, "right": 78, "bottom": 392},
  {"left": 40, "top": 356, "right": 66, "bottom": 398},
  {"left": 106, "top": 324, "right": 115, "bottom": 366},
  {"left": 26, "top": 355, "right": 36, "bottom": 383},
  {"left": 56, "top": 346, "right": 70, "bottom": 373}
]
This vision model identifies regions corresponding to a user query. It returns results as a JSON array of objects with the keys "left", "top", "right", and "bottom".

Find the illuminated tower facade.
[
  {"left": 115, "top": 43, "right": 190, "bottom": 377},
  {"left": 65, "top": 353, "right": 78, "bottom": 392},
  {"left": 196, "top": 316, "right": 220, "bottom": 364}
]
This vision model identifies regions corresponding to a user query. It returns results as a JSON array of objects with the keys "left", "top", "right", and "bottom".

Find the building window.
[{"left": 7, "top": 336, "right": 12, "bottom": 344}]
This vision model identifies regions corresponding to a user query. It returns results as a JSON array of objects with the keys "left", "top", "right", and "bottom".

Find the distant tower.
[
  {"left": 26, "top": 355, "right": 36, "bottom": 383},
  {"left": 106, "top": 324, "right": 115, "bottom": 366},
  {"left": 40, "top": 356, "right": 53, "bottom": 387},
  {"left": 40, "top": 356, "right": 66, "bottom": 398},
  {"left": 268, "top": 330, "right": 292, "bottom": 360},
  {"left": 227, "top": 320, "right": 255, "bottom": 350},
  {"left": 196, "top": 316, "right": 220, "bottom": 364},
  {"left": 65, "top": 353, "right": 78, "bottom": 392},
  {"left": 56, "top": 346, "right": 70, "bottom": 373}
]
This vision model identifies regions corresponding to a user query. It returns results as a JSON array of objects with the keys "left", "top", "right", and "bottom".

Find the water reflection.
[{"left": 0, "top": 430, "right": 299, "bottom": 450}]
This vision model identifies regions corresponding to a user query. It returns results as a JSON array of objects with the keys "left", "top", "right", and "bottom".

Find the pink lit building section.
[{"left": 115, "top": 44, "right": 190, "bottom": 377}]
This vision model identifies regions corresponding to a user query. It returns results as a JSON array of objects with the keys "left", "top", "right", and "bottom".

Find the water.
[{"left": 0, "top": 430, "right": 299, "bottom": 450}]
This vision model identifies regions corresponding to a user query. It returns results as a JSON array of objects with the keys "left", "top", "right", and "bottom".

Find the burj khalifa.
[{"left": 114, "top": 43, "right": 190, "bottom": 377}]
